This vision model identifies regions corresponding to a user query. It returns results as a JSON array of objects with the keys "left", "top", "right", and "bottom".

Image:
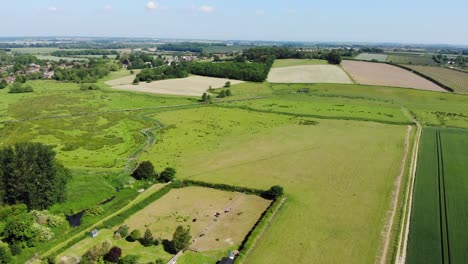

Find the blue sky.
[{"left": 2, "top": 0, "right": 468, "bottom": 45}]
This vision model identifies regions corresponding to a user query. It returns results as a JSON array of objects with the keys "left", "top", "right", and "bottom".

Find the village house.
[{"left": 43, "top": 71, "right": 55, "bottom": 79}]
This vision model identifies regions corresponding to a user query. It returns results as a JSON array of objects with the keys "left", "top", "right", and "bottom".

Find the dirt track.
[{"left": 341, "top": 61, "right": 446, "bottom": 92}]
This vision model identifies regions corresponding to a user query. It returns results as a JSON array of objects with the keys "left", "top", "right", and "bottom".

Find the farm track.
[
  {"left": 377, "top": 125, "right": 412, "bottom": 264},
  {"left": 395, "top": 121, "right": 421, "bottom": 264}
]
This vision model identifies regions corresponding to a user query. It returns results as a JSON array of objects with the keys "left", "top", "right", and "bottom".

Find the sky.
[{"left": 2, "top": 0, "right": 468, "bottom": 45}]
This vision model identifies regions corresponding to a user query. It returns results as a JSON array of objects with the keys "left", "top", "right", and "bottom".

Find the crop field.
[
  {"left": 354, "top": 53, "right": 389, "bottom": 62},
  {"left": 407, "top": 128, "right": 468, "bottom": 264},
  {"left": 108, "top": 75, "right": 244, "bottom": 96},
  {"left": 35, "top": 55, "right": 88, "bottom": 62},
  {"left": 139, "top": 107, "right": 408, "bottom": 263},
  {"left": 403, "top": 65, "right": 468, "bottom": 94},
  {"left": 272, "top": 59, "right": 328, "bottom": 68},
  {"left": 10, "top": 47, "right": 63, "bottom": 54},
  {"left": 341, "top": 60, "right": 446, "bottom": 92},
  {"left": 267, "top": 65, "right": 353, "bottom": 84},
  {"left": 387, "top": 54, "right": 437, "bottom": 66}
]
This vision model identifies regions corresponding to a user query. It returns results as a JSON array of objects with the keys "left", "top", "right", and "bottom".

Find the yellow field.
[{"left": 267, "top": 65, "right": 353, "bottom": 84}]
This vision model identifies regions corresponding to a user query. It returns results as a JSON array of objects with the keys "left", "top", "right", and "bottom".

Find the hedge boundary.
[{"left": 387, "top": 63, "right": 454, "bottom": 92}]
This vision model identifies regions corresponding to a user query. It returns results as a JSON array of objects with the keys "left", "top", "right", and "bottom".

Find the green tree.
[
  {"left": 326, "top": 50, "right": 342, "bottom": 64},
  {"left": 224, "top": 81, "right": 231, "bottom": 88},
  {"left": 141, "top": 228, "right": 154, "bottom": 247},
  {"left": 172, "top": 225, "right": 191, "bottom": 253},
  {"left": 129, "top": 229, "right": 141, "bottom": 242},
  {"left": 159, "top": 167, "right": 176, "bottom": 183},
  {"left": 116, "top": 225, "right": 129, "bottom": 237},
  {"left": 0, "top": 242, "right": 12, "bottom": 263},
  {"left": 201, "top": 92, "right": 208, "bottom": 102},
  {"left": 0, "top": 143, "right": 70, "bottom": 209},
  {"left": 262, "top": 185, "right": 284, "bottom": 200},
  {"left": 225, "top": 89, "right": 232, "bottom": 96},
  {"left": 119, "top": 255, "right": 139, "bottom": 264},
  {"left": 0, "top": 79, "right": 7, "bottom": 89},
  {"left": 155, "top": 258, "right": 165, "bottom": 264},
  {"left": 2, "top": 213, "right": 36, "bottom": 247},
  {"left": 131, "top": 161, "right": 156, "bottom": 180}
]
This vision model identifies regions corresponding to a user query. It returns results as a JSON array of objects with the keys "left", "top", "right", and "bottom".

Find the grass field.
[
  {"left": 407, "top": 128, "right": 468, "bottom": 264},
  {"left": 341, "top": 60, "right": 446, "bottom": 92},
  {"left": 355, "top": 53, "right": 389, "bottom": 62},
  {"left": 139, "top": 107, "right": 408, "bottom": 263},
  {"left": 267, "top": 65, "right": 352, "bottom": 84},
  {"left": 272, "top": 59, "right": 328, "bottom": 68},
  {"left": 108, "top": 75, "right": 243, "bottom": 96},
  {"left": 59, "top": 186, "right": 269, "bottom": 262},
  {"left": 387, "top": 55, "right": 437, "bottom": 66},
  {"left": 403, "top": 65, "right": 468, "bottom": 94},
  {"left": 35, "top": 55, "right": 88, "bottom": 62}
]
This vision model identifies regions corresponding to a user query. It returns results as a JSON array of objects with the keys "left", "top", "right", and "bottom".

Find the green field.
[
  {"left": 35, "top": 55, "right": 88, "bottom": 62},
  {"left": 387, "top": 54, "right": 437, "bottom": 66},
  {"left": 139, "top": 107, "right": 408, "bottom": 263},
  {"left": 354, "top": 53, "right": 389, "bottom": 62},
  {"left": 407, "top": 128, "right": 468, "bottom": 264},
  {"left": 403, "top": 65, "right": 468, "bottom": 94},
  {"left": 272, "top": 59, "right": 328, "bottom": 68}
]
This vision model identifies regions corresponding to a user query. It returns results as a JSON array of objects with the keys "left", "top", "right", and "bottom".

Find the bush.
[
  {"left": 8, "top": 82, "right": 33, "bottom": 93},
  {"left": 132, "top": 161, "right": 157, "bottom": 181},
  {"left": 105, "top": 246, "right": 122, "bottom": 263},
  {"left": 0, "top": 242, "right": 12, "bottom": 263},
  {"left": 326, "top": 50, "right": 342, "bottom": 65},
  {"left": 9, "top": 243, "right": 21, "bottom": 256},
  {"left": 217, "top": 89, "right": 226, "bottom": 98},
  {"left": 119, "top": 254, "right": 139, "bottom": 264},
  {"left": 128, "top": 229, "right": 141, "bottom": 242},
  {"left": 79, "top": 84, "right": 100, "bottom": 91},
  {"left": 226, "top": 89, "right": 232, "bottom": 96},
  {"left": 262, "top": 185, "right": 284, "bottom": 200},
  {"left": 0, "top": 79, "right": 7, "bottom": 89},
  {"left": 141, "top": 228, "right": 154, "bottom": 247},
  {"left": 159, "top": 167, "right": 176, "bottom": 183},
  {"left": 116, "top": 225, "right": 129, "bottom": 237}
]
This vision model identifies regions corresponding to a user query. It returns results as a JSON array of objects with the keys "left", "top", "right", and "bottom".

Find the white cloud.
[
  {"left": 256, "top": 10, "right": 265, "bottom": 16},
  {"left": 48, "top": 6, "right": 58, "bottom": 12},
  {"left": 198, "top": 5, "right": 215, "bottom": 13},
  {"left": 146, "top": 1, "right": 158, "bottom": 10}
]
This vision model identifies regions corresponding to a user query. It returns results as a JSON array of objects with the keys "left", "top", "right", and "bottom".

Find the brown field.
[
  {"left": 403, "top": 65, "right": 468, "bottom": 94},
  {"left": 124, "top": 186, "right": 271, "bottom": 251},
  {"left": 267, "top": 65, "right": 353, "bottom": 84},
  {"left": 106, "top": 75, "right": 243, "bottom": 96},
  {"left": 341, "top": 60, "right": 446, "bottom": 92}
]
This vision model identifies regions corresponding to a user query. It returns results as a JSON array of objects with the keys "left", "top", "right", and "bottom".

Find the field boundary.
[
  {"left": 377, "top": 125, "right": 413, "bottom": 264},
  {"left": 389, "top": 64, "right": 454, "bottom": 92}
]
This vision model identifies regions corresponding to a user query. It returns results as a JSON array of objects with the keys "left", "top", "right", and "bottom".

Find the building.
[
  {"left": 90, "top": 229, "right": 99, "bottom": 238},
  {"left": 43, "top": 71, "right": 55, "bottom": 79}
]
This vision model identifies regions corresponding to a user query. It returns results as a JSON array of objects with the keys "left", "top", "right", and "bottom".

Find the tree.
[
  {"left": 105, "top": 246, "right": 122, "bottom": 263},
  {"left": 218, "top": 90, "right": 226, "bottom": 98},
  {"left": 155, "top": 259, "right": 165, "bottom": 264},
  {"left": 224, "top": 81, "right": 231, "bottom": 88},
  {"left": 129, "top": 229, "right": 141, "bottom": 242},
  {"left": 326, "top": 50, "right": 342, "bottom": 65},
  {"left": 131, "top": 161, "right": 156, "bottom": 180},
  {"left": 225, "top": 89, "right": 232, "bottom": 97},
  {"left": 159, "top": 167, "right": 176, "bottom": 183},
  {"left": 119, "top": 255, "right": 139, "bottom": 264},
  {"left": 201, "top": 92, "right": 208, "bottom": 102},
  {"left": 0, "top": 142, "right": 70, "bottom": 209},
  {"left": 116, "top": 225, "right": 129, "bottom": 237},
  {"left": 262, "top": 185, "right": 284, "bottom": 200},
  {"left": 0, "top": 242, "right": 12, "bottom": 263},
  {"left": 141, "top": 228, "right": 154, "bottom": 247},
  {"left": 172, "top": 225, "right": 191, "bottom": 253},
  {"left": 0, "top": 79, "right": 7, "bottom": 89}
]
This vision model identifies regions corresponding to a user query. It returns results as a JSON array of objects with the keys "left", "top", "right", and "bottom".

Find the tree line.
[
  {"left": 51, "top": 49, "right": 119, "bottom": 57},
  {"left": 54, "top": 59, "right": 120, "bottom": 83},
  {"left": 134, "top": 64, "right": 189, "bottom": 83}
]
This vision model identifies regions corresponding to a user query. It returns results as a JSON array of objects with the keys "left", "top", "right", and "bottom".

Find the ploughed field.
[
  {"left": 354, "top": 53, "right": 389, "bottom": 62},
  {"left": 403, "top": 65, "right": 468, "bottom": 94},
  {"left": 407, "top": 128, "right": 468, "bottom": 264},
  {"left": 267, "top": 65, "right": 353, "bottom": 84},
  {"left": 341, "top": 60, "right": 446, "bottom": 92}
]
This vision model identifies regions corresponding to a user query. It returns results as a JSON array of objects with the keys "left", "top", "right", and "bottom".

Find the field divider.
[{"left": 437, "top": 131, "right": 451, "bottom": 263}]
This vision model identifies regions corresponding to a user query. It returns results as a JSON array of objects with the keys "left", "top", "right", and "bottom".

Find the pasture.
[
  {"left": 140, "top": 107, "right": 408, "bottom": 263},
  {"left": 387, "top": 54, "right": 437, "bottom": 66},
  {"left": 403, "top": 65, "right": 468, "bottom": 94},
  {"left": 108, "top": 75, "right": 244, "bottom": 96},
  {"left": 35, "top": 55, "right": 87, "bottom": 62},
  {"left": 407, "top": 128, "right": 468, "bottom": 264},
  {"left": 341, "top": 60, "right": 446, "bottom": 92},
  {"left": 354, "top": 53, "right": 389, "bottom": 62},
  {"left": 272, "top": 59, "right": 328, "bottom": 68},
  {"left": 267, "top": 65, "right": 353, "bottom": 84}
]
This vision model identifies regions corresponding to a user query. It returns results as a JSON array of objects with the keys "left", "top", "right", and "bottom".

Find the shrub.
[
  {"left": 155, "top": 259, "right": 165, "bottom": 264},
  {"left": 141, "top": 228, "right": 154, "bottom": 247},
  {"left": 105, "top": 246, "right": 122, "bottom": 263},
  {"left": 116, "top": 225, "right": 129, "bottom": 237},
  {"left": 8, "top": 82, "right": 33, "bottom": 93},
  {"left": 0, "top": 242, "right": 12, "bottom": 263},
  {"left": 218, "top": 89, "right": 226, "bottom": 98},
  {"left": 119, "top": 254, "right": 139, "bottom": 264},
  {"left": 31, "top": 223, "right": 54, "bottom": 242},
  {"left": 9, "top": 243, "right": 21, "bottom": 256},
  {"left": 262, "top": 185, "right": 284, "bottom": 200},
  {"left": 159, "top": 167, "right": 176, "bottom": 183},
  {"left": 79, "top": 84, "right": 100, "bottom": 91},
  {"left": 0, "top": 79, "right": 7, "bottom": 89},
  {"left": 128, "top": 229, "right": 141, "bottom": 242},
  {"left": 224, "top": 81, "right": 231, "bottom": 88},
  {"left": 226, "top": 89, "right": 232, "bottom": 96}
]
